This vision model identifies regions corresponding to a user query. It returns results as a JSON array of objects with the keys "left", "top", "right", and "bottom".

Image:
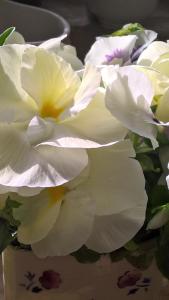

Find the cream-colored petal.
[
  {"left": 82, "top": 140, "right": 147, "bottom": 216},
  {"left": 63, "top": 89, "right": 127, "bottom": 146},
  {"left": 21, "top": 47, "right": 80, "bottom": 116},
  {"left": 137, "top": 41, "right": 169, "bottom": 66},
  {"left": 14, "top": 189, "right": 62, "bottom": 244},
  {"left": 104, "top": 66, "right": 157, "bottom": 141},
  {"left": 71, "top": 64, "right": 101, "bottom": 114},
  {"left": 152, "top": 52, "right": 169, "bottom": 78},
  {"left": 0, "top": 123, "right": 88, "bottom": 188},
  {"left": 32, "top": 189, "right": 95, "bottom": 257},
  {"left": 156, "top": 88, "right": 169, "bottom": 122},
  {"left": 86, "top": 206, "right": 146, "bottom": 253},
  {"left": 0, "top": 44, "right": 34, "bottom": 122}
]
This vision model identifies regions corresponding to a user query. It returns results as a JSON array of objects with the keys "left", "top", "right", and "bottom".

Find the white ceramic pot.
[
  {"left": 2, "top": 247, "right": 169, "bottom": 300},
  {"left": 86, "top": 0, "right": 159, "bottom": 29},
  {"left": 0, "top": 0, "right": 70, "bottom": 43}
]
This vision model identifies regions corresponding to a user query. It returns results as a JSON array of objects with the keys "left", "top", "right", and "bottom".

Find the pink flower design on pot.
[
  {"left": 117, "top": 270, "right": 142, "bottom": 288},
  {"left": 39, "top": 270, "right": 62, "bottom": 289}
]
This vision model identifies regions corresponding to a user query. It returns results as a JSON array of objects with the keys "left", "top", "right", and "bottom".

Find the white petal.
[
  {"left": 137, "top": 41, "right": 169, "bottom": 66},
  {"left": 63, "top": 89, "right": 127, "bottom": 146},
  {"left": 85, "top": 35, "right": 137, "bottom": 66},
  {"left": 86, "top": 206, "right": 146, "bottom": 253},
  {"left": 14, "top": 190, "right": 62, "bottom": 244},
  {"left": 71, "top": 64, "right": 101, "bottom": 115},
  {"left": 32, "top": 189, "right": 95, "bottom": 257},
  {"left": 83, "top": 140, "right": 147, "bottom": 216},
  {"left": 104, "top": 66, "right": 157, "bottom": 141},
  {"left": 0, "top": 124, "right": 88, "bottom": 188},
  {"left": 0, "top": 44, "right": 34, "bottom": 122},
  {"left": 57, "top": 45, "right": 83, "bottom": 71}
]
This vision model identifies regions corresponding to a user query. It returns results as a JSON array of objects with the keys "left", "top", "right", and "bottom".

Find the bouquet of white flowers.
[{"left": 1, "top": 23, "right": 169, "bottom": 280}]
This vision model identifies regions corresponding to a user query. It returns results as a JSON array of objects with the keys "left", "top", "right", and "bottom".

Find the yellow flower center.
[
  {"left": 47, "top": 186, "right": 66, "bottom": 206},
  {"left": 40, "top": 101, "right": 64, "bottom": 119}
]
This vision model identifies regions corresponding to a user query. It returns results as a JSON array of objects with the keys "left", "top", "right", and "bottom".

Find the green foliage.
[
  {"left": 0, "top": 219, "right": 15, "bottom": 253},
  {"left": 0, "top": 197, "right": 21, "bottom": 253},
  {"left": 128, "top": 132, "right": 153, "bottom": 154},
  {"left": 137, "top": 154, "right": 160, "bottom": 173},
  {"left": 71, "top": 246, "right": 101, "bottom": 263},
  {"left": 110, "top": 248, "right": 126, "bottom": 262},
  {"left": 111, "top": 23, "right": 144, "bottom": 37},
  {"left": 125, "top": 251, "right": 154, "bottom": 270},
  {"left": 0, "top": 27, "right": 15, "bottom": 46}
]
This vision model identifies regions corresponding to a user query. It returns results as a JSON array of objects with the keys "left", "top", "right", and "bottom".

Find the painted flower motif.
[
  {"left": 39, "top": 270, "right": 62, "bottom": 289},
  {"left": 13, "top": 140, "right": 148, "bottom": 257},
  {"left": 117, "top": 270, "right": 142, "bottom": 288}
]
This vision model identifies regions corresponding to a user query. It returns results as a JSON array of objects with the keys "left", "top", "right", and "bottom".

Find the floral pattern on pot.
[
  {"left": 20, "top": 270, "right": 62, "bottom": 293},
  {"left": 117, "top": 270, "right": 151, "bottom": 296}
]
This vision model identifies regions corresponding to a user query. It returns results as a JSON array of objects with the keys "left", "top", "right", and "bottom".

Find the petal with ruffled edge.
[
  {"left": 86, "top": 206, "right": 146, "bottom": 253},
  {"left": 0, "top": 124, "right": 88, "bottom": 188},
  {"left": 82, "top": 140, "right": 147, "bottom": 216},
  {"left": 104, "top": 66, "right": 157, "bottom": 142},
  {"left": 32, "top": 189, "right": 95, "bottom": 257}
]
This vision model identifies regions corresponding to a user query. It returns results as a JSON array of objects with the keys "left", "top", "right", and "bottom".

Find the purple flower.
[
  {"left": 117, "top": 270, "right": 142, "bottom": 288},
  {"left": 39, "top": 270, "right": 62, "bottom": 290}
]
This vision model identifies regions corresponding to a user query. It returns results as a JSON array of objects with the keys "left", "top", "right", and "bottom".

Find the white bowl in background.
[{"left": 0, "top": 0, "right": 70, "bottom": 43}]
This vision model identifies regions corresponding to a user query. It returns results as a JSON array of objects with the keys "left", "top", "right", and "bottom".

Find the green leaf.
[
  {"left": 137, "top": 154, "right": 160, "bottom": 173},
  {"left": 124, "top": 240, "right": 139, "bottom": 252},
  {"left": 0, "top": 27, "right": 15, "bottom": 46},
  {"left": 125, "top": 251, "right": 154, "bottom": 270},
  {"left": 111, "top": 23, "right": 144, "bottom": 37},
  {"left": 149, "top": 185, "right": 169, "bottom": 209},
  {"left": 71, "top": 246, "right": 101, "bottom": 263},
  {"left": 0, "top": 219, "right": 15, "bottom": 253},
  {"left": 110, "top": 248, "right": 126, "bottom": 262},
  {"left": 128, "top": 132, "right": 153, "bottom": 154},
  {"left": 0, "top": 197, "right": 21, "bottom": 227}
]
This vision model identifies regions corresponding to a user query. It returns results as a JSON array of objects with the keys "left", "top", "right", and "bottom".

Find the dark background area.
[{"left": 9, "top": 0, "right": 169, "bottom": 59}]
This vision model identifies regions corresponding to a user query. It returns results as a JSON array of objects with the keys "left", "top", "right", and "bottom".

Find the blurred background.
[{"left": 7, "top": 0, "right": 169, "bottom": 58}]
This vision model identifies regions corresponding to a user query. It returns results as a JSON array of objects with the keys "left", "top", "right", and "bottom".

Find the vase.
[
  {"left": 0, "top": 0, "right": 70, "bottom": 43},
  {"left": 86, "top": 0, "right": 159, "bottom": 29},
  {"left": 2, "top": 246, "right": 169, "bottom": 300}
]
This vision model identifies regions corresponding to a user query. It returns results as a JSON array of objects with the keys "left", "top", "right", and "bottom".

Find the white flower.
[
  {"left": 137, "top": 42, "right": 169, "bottom": 123},
  {"left": 13, "top": 140, "right": 148, "bottom": 257},
  {"left": 85, "top": 28, "right": 157, "bottom": 67},
  {"left": 137, "top": 41, "right": 169, "bottom": 67},
  {"left": 85, "top": 35, "right": 137, "bottom": 67},
  {"left": 102, "top": 65, "right": 157, "bottom": 144},
  {"left": 0, "top": 44, "right": 127, "bottom": 190}
]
